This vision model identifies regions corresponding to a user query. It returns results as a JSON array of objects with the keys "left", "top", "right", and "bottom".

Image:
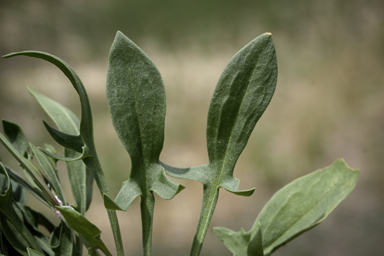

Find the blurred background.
[{"left": 1, "top": 0, "right": 383, "bottom": 255}]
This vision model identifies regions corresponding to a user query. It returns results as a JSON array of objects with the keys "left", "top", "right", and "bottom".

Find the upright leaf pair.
[{"left": 104, "top": 31, "right": 277, "bottom": 256}]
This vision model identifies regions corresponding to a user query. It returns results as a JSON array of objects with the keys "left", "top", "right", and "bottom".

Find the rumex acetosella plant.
[{"left": 0, "top": 31, "right": 359, "bottom": 256}]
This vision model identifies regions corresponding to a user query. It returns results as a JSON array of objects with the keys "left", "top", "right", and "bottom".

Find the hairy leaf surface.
[{"left": 215, "top": 159, "right": 359, "bottom": 255}]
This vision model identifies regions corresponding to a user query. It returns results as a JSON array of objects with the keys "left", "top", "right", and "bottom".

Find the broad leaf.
[
  {"left": 215, "top": 159, "right": 359, "bottom": 255},
  {"left": 163, "top": 32, "right": 278, "bottom": 255},
  {"left": 105, "top": 31, "right": 184, "bottom": 255}
]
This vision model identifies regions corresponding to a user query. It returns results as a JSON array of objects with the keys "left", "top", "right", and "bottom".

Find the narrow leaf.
[
  {"left": 0, "top": 164, "right": 44, "bottom": 254},
  {"left": 57, "top": 206, "right": 112, "bottom": 256},
  {"left": 5, "top": 51, "right": 123, "bottom": 255},
  {"left": 27, "top": 248, "right": 45, "bottom": 256},
  {"left": 30, "top": 143, "right": 66, "bottom": 204},
  {"left": 29, "top": 87, "right": 93, "bottom": 214},
  {"left": 43, "top": 121, "right": 84, "bottom": 153},
  {"left": 2, "top": 120, "right": 31, "bottom": 159},
  {"left": 50, "top": 222, "right": 73, "bottom": 256}
]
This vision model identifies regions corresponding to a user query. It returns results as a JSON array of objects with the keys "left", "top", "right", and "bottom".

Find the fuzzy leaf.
[
  {"left": 105, "top": 31, "right": 184, "bottom": 255},
  {"left": 163, "top": 32, "right": 277, "bottom": 255},
  {"left": 216, "top": 159, "right": 359, "bottom": 255}
]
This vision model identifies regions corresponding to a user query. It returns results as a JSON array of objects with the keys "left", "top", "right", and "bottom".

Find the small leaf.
[
  {"left": 2, "top": 165, "right": 49, "bottom": 208},
  {"left": 57, "top": 206, "right": 112, "bottom": 256},
  {"left": 30, "top": 143, "right": 66, "bottom": 204},
  {"left": 27, "top": 248, "right": 45, "bottom": 256},
  {"left": 43, "top": 121, "right": 84, "bottom": 153},
  {"left": 50, "top": 222, "right": 73, "bottom": 256},
  {"left": 0, "top": 164, "right": 44, "bottom": 255},
  {"left": 2, "top": 120, "right": 31, "bottom": 159}
]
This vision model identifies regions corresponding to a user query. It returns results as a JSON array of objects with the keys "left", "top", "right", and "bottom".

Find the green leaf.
[
  {"left": 27, "top": 248, "right": 45, "bottom": 256},
  {"left": 213, "top": 227, "right": 250, "bottom": 256},
  {"left": 247, "top": 223, "right": 263, "bottom": 256},
  {"left": 2, "top": 165, "right": 49, "bottom": 208},
  {"left": 57, "top": 206, "right": 112, "bottom": 256},
  {"left": 164, "top": 32, "right": 277, "bottom": 255},
  {"left": 30, "top": 143, "right": 66, "bottom": 204},
  {"left": 0, "top": 164, "right": 44, "bottom": 255},
  {"left": 105, "top": 31, "right": 184, "bottom": 255},
  {"left": 2, "top": 120, "right": 31, "bottom": 159},
  {"left": 50, "top": 222, "right": 73, "bottom": 256},
  {"left": 5, "top": 51, "right": 123, "bottom": 255},
  {"left": 29, "top": 87, "right": 93, "bottom": 214},
  {"left": 215, "top": 159, "right": 359, "bottom": 255}
]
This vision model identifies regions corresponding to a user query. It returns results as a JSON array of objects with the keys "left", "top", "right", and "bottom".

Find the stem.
[
  {"left": 190, "top": 185, "right": 220, "bottom": 256},
  {"left": 83, "top": 157, "right": 124, "bottom": 256},
  {"left": 140, "top": 192, "right": 155, "bottom": 256}
]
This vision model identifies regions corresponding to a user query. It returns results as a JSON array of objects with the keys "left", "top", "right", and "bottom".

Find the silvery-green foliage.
[{"left": 0, "top": 31, "right": 359, "bottom": 256}]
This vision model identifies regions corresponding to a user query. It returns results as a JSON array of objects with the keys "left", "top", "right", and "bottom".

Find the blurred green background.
[{"left": 1, "top": 0, "right": 384, "bottom": 255}]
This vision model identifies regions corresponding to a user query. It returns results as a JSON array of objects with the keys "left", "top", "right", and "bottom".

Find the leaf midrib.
[
  {"left": 263, "top": 172, "right": 343, "bottom": 252},
  {"left": 213, "top": 39, "right": 269, "bottom": 186}
]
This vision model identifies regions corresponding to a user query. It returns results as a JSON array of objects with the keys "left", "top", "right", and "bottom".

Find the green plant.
[{"left": 0, "top": 31, "right": 359, "bottom": 256}]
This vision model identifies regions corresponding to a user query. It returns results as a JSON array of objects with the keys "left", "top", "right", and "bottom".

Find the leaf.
[
  {"left": 0, "top": 164, "right": 44, "bottom": 255},
  {"left": 0, "top": 131, "right": 57, "bottom": 207},
  {"left": 2, "top": 165, "right": 49, "bottom": 208},
  {"left": 163, "top": 32, "right": 278, "bottom": 255},
  {"left": 4, "top": 51, "right": 124, "bottom": 255},
  {"left": 215, "top": 159, "right": 359, "bottom": 255},
  {"left": 105, "top": 31, "right": 184, "bottom": 255},
  {"left": 2, "top": 120, "right": 31, "bottom": 159},
  {"left": 213, "top": 227, "right": 250, "bottom": 256},
  {"left": 30, "top": 143, "right": 66, "bottom": 204},
  {"left": 57, "top": 206, "right": 112, "bottom": 256},
  {"left": 29, "top": 87, "right": 93, "bottom": 214},
  {"left": 50, "top": 222, "right": 73, "bottom": 256},
  {"left": 27, "top": 248, "right": 45, "bottom": 256},
  {"left": 247, "top": 223, "right": 263, "bottom": 256}
]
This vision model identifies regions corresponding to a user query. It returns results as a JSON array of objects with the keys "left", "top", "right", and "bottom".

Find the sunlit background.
[{"left": 1, "top": 1, "right": 384, "bottom": 255}]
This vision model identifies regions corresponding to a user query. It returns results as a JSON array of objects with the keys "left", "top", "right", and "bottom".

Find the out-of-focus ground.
[{"left": 1, "top": 1, "right": 384, "bottom": 255}]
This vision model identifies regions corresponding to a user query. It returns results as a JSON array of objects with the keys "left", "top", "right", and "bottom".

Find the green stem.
[
  {"left": 190, "top": 185, "right": 220, "bottom": 256},
  {"left": 82, "top": 157, "right": 124, "bottom": 256},
  {"left": 140, "top": 192, "right": 155, "bottom": 256}
]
